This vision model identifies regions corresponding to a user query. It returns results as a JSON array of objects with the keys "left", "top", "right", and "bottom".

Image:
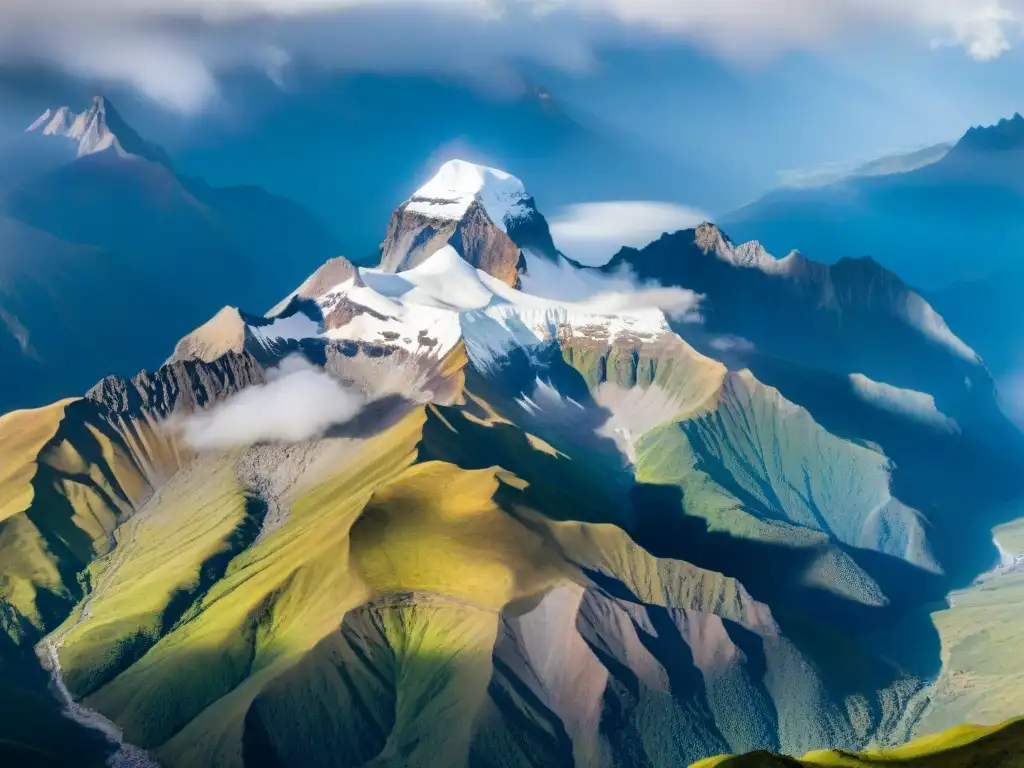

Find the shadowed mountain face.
[
  {"left": 723, "top": 114, "right": 1024, "bottom": 292},
  {"left": 0, "top": 98, "right": 340, "bottom": 415},
  {"left": 721, "top": 113, "right": 1024, "bottom": 429},
  {"left": 1, "top": 159, "right": 1023, "bottom": 768}
]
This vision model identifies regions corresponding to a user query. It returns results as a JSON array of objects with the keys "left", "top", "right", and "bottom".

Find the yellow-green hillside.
[
  {"left": 694, "top": 716, "right": 1024, "bottom": 766},
  {"left": 5, "top": 320, "right": 1024, "bottom": 768},
  {"left": 0, "top": 398, "right": 155, "bottom": 645}
]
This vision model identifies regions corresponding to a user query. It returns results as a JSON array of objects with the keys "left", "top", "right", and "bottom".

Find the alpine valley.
[{"left": 1, "top": 98, "right": 1024, "bottom": 768}]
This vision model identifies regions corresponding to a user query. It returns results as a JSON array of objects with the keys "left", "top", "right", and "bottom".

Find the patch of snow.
[
  {"left": 849, "top": 373, "right": 960, "bottom": 432},
  {"left": 292, "top": 244, "right": 695, "bottom": 369},
  {"left": 327, "top": 299, "right": 464, "bottom": 357},
  {"left": 26, "top": 98, "right": 122, "bottom": 158},
  {"left": 361, "top": 245, "right": 494, "bottom": 311},
  {"left": 995, "top": 536, "right": 1018, "bottom": 568},
  {"left": 902, "top": 293, "right": 980, "bottom": 364},
  {"left": 461, "top": 303, "right": 671, "bottom": 371},
  {"left": 26, "top": 108, "right": 53, "bottom": 132},
  {"left": 248, "top": 312, "right": 322, "bottom": 350},
  {"left": 405, "top": 159, "right": 532, "bottom": 231},
  {"left": 515, "top": 376, "right": 586, "bottom": 417}
]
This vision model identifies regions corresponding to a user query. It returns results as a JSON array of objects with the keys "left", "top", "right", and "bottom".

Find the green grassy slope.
[
  {"left": 0, "top": 399, "right": 157, "bottom": 648},
  {"left": 3, "top": 318, "right": 1022, "bottom": 768},
  {"left": 695, "top": 717, "right": 1024, "bottom": 766}
]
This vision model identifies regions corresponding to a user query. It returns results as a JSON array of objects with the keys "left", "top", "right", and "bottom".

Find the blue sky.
[
  {"left": 1, "top": 0, "right": 1022, "bottom": 215},
  {"left": 537, "top": 40, "right": 1024, "bottom": 208}
]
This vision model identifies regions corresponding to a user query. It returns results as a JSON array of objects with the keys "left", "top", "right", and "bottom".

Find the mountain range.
[
  {"left": 1, "top": 151, "right": 1023, "bottom": 767},
  {"left": 725, "top": 112, "right": 1024, "bottom": 424},
  {"left": 0, "top": 96, "right": 340, "bottom": 415},
  {"left": 725, "top": 113, "right": 1024, "bottom": 290}
]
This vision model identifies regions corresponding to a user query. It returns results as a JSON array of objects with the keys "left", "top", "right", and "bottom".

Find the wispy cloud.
[
  {"left": 179, "top": 355, "right": 364, "bottom": 450},
  {"left": 0, "top": 0, "right": 1018, "bottom": 112},
  {"left": 549, "top": 201, "right": 710, "bottom": 267}
]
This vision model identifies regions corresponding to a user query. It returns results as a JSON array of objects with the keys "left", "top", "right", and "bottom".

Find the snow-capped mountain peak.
[
  {"left": 406, "top": 159, "right": 533, "bottom": 231},
  {"left": 25, "top": 96, "right": 172, "bottom": 167},
  {"left": 27, "top": 96, "right": 119, "bottom": 157},
  {"left": 380, "top": 158, "right": 560, "bottom": 285}
]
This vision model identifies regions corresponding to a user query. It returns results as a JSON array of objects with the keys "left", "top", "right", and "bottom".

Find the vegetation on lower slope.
[
  {"left": 901, "top": 516, "right": 1024, "bottom": 737},
  {"left": 2, "top": 318, "right": 1022, "bottom": 767},
  {"left": 0, "top": 398, "right": 154, "bottom": 647},
  {"left": 695, "top": 716, "right": 1024, "bottom": 766}
]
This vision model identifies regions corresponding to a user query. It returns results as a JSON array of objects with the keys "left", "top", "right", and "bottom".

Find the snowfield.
[{"left": 405, "top": 159, "right": 533, "bottom": 231}]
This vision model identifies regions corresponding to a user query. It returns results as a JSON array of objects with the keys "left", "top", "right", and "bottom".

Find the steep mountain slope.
[
  {"left": 597, "top": 225, "right": 1009, "bottom": 436},
  {"left": 724, "top": 114, "right": 1024, "bottom": 291},
  {"left": 778, "top": 143, "right": 952, "bottom": 191},
  {"left": 0, "top": 96, "right": 340, "bottom": 415},
  {"left": 929, "top": 262, "right": 1024, "bottom": 420},
  {"left": 379, "top": 160, "right": 560, "bottom": 286},
  {"left": 2, "top": 160, "right": 1023, "bottom": 768}
]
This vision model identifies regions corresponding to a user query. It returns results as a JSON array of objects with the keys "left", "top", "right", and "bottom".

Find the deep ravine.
[{"left": 37, "top": 507, "right": 163, "bottom": 768}]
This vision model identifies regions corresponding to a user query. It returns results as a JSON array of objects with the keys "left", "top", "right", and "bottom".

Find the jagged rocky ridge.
[{"left": 1, "top": 159, "right": 1023, "bottom": 767}]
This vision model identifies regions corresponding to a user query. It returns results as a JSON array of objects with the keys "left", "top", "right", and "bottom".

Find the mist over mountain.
[
  {"left": 724, "top": 113, "right": 1024, "bottom": 291},
  {"left": 146, "top": 72, "right": 703, "bottom": 261},
  {"left": 724, "top": 112, "right": 1024, "bottom": 427}
]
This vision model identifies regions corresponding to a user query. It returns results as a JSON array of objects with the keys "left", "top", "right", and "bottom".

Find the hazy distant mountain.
[
  {"left": 778, "top": 142, "right": 952, "bottom": 189},
  {"left": 4, "top": 159, "right": 1022, "bottom": 768},
  {"left": 163, "top": 74, "right": 698, "bottom": 261},
  {"left": 0, "top": 96, "right": 340, "bottom": 414},
  {"left": 930, "top": 262, "right": 1024, "bottom": 420},
  {"left": 724, "top": 113, "right": 1024, "bottom": 290}
]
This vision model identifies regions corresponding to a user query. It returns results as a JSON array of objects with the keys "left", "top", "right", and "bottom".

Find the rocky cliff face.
[
  {"left": 378, "top": 197, "right": 536, "bottom": 288},
  {"left": 377, "top": 159, "right": 562, "bottom": 287},
  {"left": 88, "top": 352, "right": 266, "bottom": 421},
  {"left": 378, "top": 205, "right": 460, "bottom": 274}
]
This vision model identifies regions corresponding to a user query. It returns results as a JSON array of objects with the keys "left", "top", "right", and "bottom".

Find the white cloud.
[
  {"left": 574, "top": 0, "right": 1020, "bottom": 61},
  {"left": 0, "top": 0, "right": 1018, "bottom": 112},
  {"left": 518, "top": 241, "right": 704, "bottom": 322},
  {"left": 549, "top": 201, "right": 710, "bottom": 267},
  {"left": 179, "top": 355, "right": 364, "bottom": 450},
  {"left": 709, "top": 335, "right": 756, "bottom": 353},
  {"left": 585, "top": 285, "right": 705, "bottom": 324}
]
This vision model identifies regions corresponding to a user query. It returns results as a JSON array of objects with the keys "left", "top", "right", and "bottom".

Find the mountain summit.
[
  {"left": 1, "top": 96, "right": 338, "bottom": 414},
  {"left": 956, "top": 112, "right": 1024, "bottom": 153},
  {"left": 26, "top": 95, "right": 172, "bottom": 167},
  {"left": 379, "top": 158, "right": 560, "bottom": 286},
  {"left": 406, "top": 159, "right": 534, "bottom": 229}
]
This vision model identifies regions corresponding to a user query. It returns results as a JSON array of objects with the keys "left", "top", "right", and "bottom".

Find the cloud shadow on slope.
[{"left": 627, "top": 481, "right": 945, "bottom": 682}]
